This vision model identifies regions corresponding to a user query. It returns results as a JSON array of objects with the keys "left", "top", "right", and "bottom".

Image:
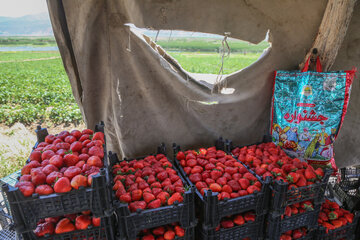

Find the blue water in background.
[{"left": 0, "top": 46, "right": 59, "bottom": 51}]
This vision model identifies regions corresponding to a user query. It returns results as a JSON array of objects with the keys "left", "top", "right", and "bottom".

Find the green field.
[
  {"left": 0, "top": 51, "right": 60, "bottom": 62},
  {"left": 0, "top": 53, "right": 82, "bottom": 125},
  {"left": 168, "top": 52, "right": 261, "bottom": 74},
  {"left": 157, "top": 38, "right": 269, "bottom": 53}
]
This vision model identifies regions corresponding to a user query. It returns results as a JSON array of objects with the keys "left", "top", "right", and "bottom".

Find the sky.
[{"left": 0, "top": 0, "right": 47, "bottom": 17}]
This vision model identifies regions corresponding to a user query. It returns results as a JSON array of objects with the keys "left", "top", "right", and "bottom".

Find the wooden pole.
[{"left": 300, "top": 0, "right": 357, "bottom": 71}]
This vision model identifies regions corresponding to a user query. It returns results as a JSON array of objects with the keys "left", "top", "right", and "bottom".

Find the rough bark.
[{"left": 300, "top": 0, "right": 357, "bottom": 71}]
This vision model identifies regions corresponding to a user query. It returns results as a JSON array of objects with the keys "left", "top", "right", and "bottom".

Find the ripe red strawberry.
[
  {"left": 92, "top": 217, "right": 101, "bottom": 227},
  {"left": 221, "top": 219, "right": 234, "bottom": 228},
  {"left": 49, "top": 155, "right": 63, "bottom": 168},
  {"left": 15, "top": 181, "right": 35, "bottom": 197},
  {"left": 305, "top": 168, "right": 317, "bottom": 182},
  {"left": 153, "top": 226, "right": 165, "bottom": 235},
  {"left": 168, "top": 192, "right": 184, "bottom": 205},
  {"left": 164, "top": 230, "right": 175, "bottom": 240},
  {"left": 157, "top": 192, "right": 170, "bottom": 204},
  {"left": 87, "top": 156, "right": 103, "bottom": 167},
  {"left": 129, "top": 201, "right": 147, "bottom": 212},
  {"left": 143, "top": 192, "right": 156, "bottom": 203},
  {"left": 64, "top": 154, "right": 79, "bottom": 166},
  {"left": 131, "top": 189, "right": 143, "bottom": 201},
  {"left": 287, "top": 172, "right": 300, "bottom": 183},
  {"left": 34, "top": 222, "right": 55, "bottom": 237},
  {"left": 54, "top": 177, "right": 72, "bottom": 193},
  {"left": 21, "top": 161, "right": 41, "bottom": 175},
  {"left": 35, "top": 185, "right": 54, "bottom": 195},
  {"left": 315, "top": 168, "right": 324, "bottom": 179},
  {"left": 234, "top": 215, "right": 245, "bottom": 225},
  {"left": 19, "top": 174, "right": 31, "bottom": 182},
  {"left": 71, "top": 175, "right": 88, "bottom": 189},
  {"left": 46, "top": 171, "right": 63, "bottom": 185},
  {"left": 30, "top": 150, "right": 42, "bottom": 162},
  {"left": 64, "top": 135, "right": 76, "bottom": 144},
  {"left": 64, "top": 166, "right": 82, "bottom": 180},
  {"left": 70, "top": 141, "right": 82, "bottom": 152},
  {"left": 70, "top": 130, "right": 82, "bottom": 139},
  {"left": 148, "top": 199, "right": 162, "bottom": 209},
  {"left": 75, "top": 215, "right": 91, "bottom": 230},
  {"left": 31, "top": 168, "right": 47, "bottom": 185},
  {"left": 55, "top": 218, "right": 75, "bottom": 234},
  {"left": 238, "top": 178, "right": 250, "bottom": 189},
  {"left": 42, "top": 164, "right": 59, "bottom": 175},
  {"left": 174, "top": 225, "right": 185, "bottom": 237},
  {"left": 209, "top": 183, "right": 222, "bottom": 192},
  {"left": 88, "top": 146, "right": 104, "bottom": 159}
]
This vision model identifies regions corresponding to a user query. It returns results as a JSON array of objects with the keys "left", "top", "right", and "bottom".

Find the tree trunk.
[{"left": 300, "top": 0, "right": 357, "bottom": 71}]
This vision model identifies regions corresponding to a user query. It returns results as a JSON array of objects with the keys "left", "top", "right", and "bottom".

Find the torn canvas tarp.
[{"left": 46, "top": 0, "right": 360, "bottom": 168}]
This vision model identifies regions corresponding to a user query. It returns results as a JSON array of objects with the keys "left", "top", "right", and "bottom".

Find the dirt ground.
[{"left": 0, "top": 122, "right": 86, "bottom": 179}]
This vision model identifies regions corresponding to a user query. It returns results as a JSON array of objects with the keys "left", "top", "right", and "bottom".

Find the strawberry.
[
  {"left": 55, "top": 218, "right": 76, "bottom": 234},
  {"left": 174, "top": 225, "right": 185, "bottom": 237},
  {"left": 21, "top": 161, "right": 41, "bottom": 175},
  {"left": 30, "top": 150, "right": 42, "bottom": 162},
  {"left": 143, "top": 192, "right": 156, "bottom": 203},
  {"left": 92, "top": 217, "right": 101, "bottom": 227},
  {"left": 157, "top": 192, "right": 170, "bottom": 204},
  {"left": 315, "top": 168, "right": 324, "bottom": 179},
  {"left": 152, "top": 226, "right": 165, "bottom": 236},
  {"left": 42, "top": 164, "right": 59, "bottom": 175},
  {"left": 71, "top": 175, "right": 88, "bottom": 189},
  {"left": 64, "top": 166, "right": 82, "bottom": 180},
  {"left": 142, "top": 234, "right": 155, "bottom": 240},
  {"left": 328, "top": 211, "right": 339, "bottom": 220},
  {"left": 234, "top": 215, "right": 245, "bottom": 225},
  {"left": 209, "top": 183, "right": 222, "bottom": 192},
  {"left": 244, "top": 212, "right": 255, "bottom": 222},
  {"left": 286, "top": 172, "right": 300, "bottom": 183},
  {"left": 31, "top": 168, "right": 47, "bottom": 186},
  {"left": 64, "top": 154, "right": 79, "bottom": 167},
  {"left": 168, "top": 192, "right": 183, "bottom": 205},
  {"left": 15, "top": 181, "right": 35, "bottom": 197},
  {"left": 75, "top": 215, "right": 91, "bottom": 230},
  {"left": 148, "top": 199, "right": 161, "bottom": 209},
  {"left": 19, "top": 175, "right": 31, "bottom": 182},
  {"left": 49, "top": 155, "right": 63, "bottom": 168},
  {"left": 34, "top": 222, "right": 55, "bottom": 237},
  {"left": 92, "top": 132, "right": 105, "bottom": 143},
  {"left": 164, "top": 230, "right": 176, "bottom": 240},
  {"left": 129, "top": 201, "right": 147, "bottom": 212},
  {"left": 238, "top": 178, "right": 250, "bottom": 189},
  {"left": 88, "top": 146, "right": 104, "bottom": 159},
  {"left": 292, "top": 229, "right": 303, "bottom": 239},
  {"left": 221, "top": 219, "right": 234, "bottom": 228},
  {"left": 35, "top": 185, "right": 54, "bottom": 195},
  {"left": 65, "top": 135, "right": 76, "bottom": 144},
  {"left": 296, "top": 175, "right": 307, "bottom": 187},
  {"left": 42, "top": 150, "right": 55, "bottom": 161},
  {"left": 131, "top": 189, "right": 143, "bottom": 201},
  {"left": 54, "top": 177, "right": 72, "bottom": 193},
  {"left": 87, "top": 156, "right": 103, "bottom": 168},
  {"left": 331, "top": 220, "right": 343, "bottom": 228},
  {"left": 304, "top": 168, "right": 316, "bottom": 182},
  {"left": 46, "top": 171, "right": 63, "bottom": 185}
]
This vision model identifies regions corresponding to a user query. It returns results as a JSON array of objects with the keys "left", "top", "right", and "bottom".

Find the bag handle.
[{"left": 302, "top": 56, "right": 323, "bottom": 72}]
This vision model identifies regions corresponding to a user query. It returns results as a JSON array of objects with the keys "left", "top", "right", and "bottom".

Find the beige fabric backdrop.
[{"left": 46, "top": 0, "right": 360, "bottom": 167}]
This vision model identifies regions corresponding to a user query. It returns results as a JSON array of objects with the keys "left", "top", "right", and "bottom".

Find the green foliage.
[
  {"left": 0, "top": 54, "right": 82, "bottom": 125},
  {"left": 0, "top": 51, "right": 60, "bottom": 61}
]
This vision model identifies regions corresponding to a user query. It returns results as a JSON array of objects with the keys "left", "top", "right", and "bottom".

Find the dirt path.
[{"left": 0, "top": 56, "right": 61, "bottom": 63}]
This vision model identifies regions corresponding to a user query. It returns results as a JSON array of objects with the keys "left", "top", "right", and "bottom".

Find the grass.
[
  {"left": 0, "top": 53, "right": 82, "bottom": 125},
  {"left": 168, "top": 52, "right": 261, "bottom": 74}
]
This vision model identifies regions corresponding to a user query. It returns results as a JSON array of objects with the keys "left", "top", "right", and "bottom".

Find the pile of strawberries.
[
  {"left": 280, "top": 227, "right": 308, "bottom": 240},
  {"left": 216, "top": 211, "right": 256, "bottom": 231},
  {"left": 34, "top": 211, "right": 101, "bottom": 237},
  {"left": 16, "top": 129, "right": 105, "bottom": 197},
  {"left": 112, "top": 154, "right": 186, "bottom": 212},
  {"left": 318, "top": 199, "right": 354, "bottom": 233},
  {"left": 284, "top": 201, "right": 314, "bottom": 218},
  {"left": 136, "top": 223, "right": 185, "bottom": 240},
  {"left": 176, "top": 147, "right": 262, "bottom": 200},
  {"left": 232, "top": 142, "right": 325, "bottom": 188}
]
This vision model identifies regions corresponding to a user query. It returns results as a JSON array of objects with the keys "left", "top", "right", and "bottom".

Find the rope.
[
  {"left": 126, "top": 27, "right": 132, "bottom": 52},
  {"left": 213, "top": 32, "right": 231, "bottom": 94}
]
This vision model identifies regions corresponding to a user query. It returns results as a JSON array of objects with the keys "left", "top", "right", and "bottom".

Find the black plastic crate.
[
  {"left": 172, "top": 142, "right": 271, "bottom": 228},
  {"left": 21, "top": 215, "right": 115, "bottom": 240},
  {"left": 340, "top": 167, "right": 360, "bottom": 180},
  {"left": 2, "top": 122, "right": 113, "bottom": 233},
  {"left": 198, "top": 214, "right": 266, "bottom": 240},
  {"left": 267, "top": 204, "right": 321, "bottom": 240},
  {"left": 109, "top": 150, "right": 196, "bottom": 240},
  {"left": 328, "top": 183, "right": 360, "bottom": 212},
  {"left": 225, "top": 138, "right": 332, "bottom": 216},
  {"left": 315, "top": 211, "right": 360, "bottom": 240}
]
